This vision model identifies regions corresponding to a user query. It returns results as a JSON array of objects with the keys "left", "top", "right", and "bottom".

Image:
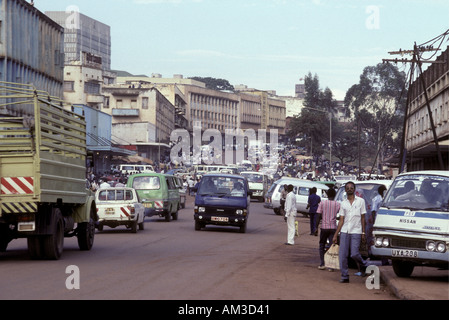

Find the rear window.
[
  {"left": 98, "top": 189, "right": 134, "bottom": 201},
  {"left": 132, "top": 176, "right": 160, "bottom": 190}
]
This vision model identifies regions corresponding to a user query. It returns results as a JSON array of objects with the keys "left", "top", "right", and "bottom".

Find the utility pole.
[{"left": 383, "top": 43, "right": 445, "bottom": 171}]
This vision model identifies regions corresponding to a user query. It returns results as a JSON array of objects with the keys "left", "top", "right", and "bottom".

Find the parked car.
[
  {"left": 264, "top": 177, "right": 329, "bottom": 216},
  {"left": 193, "top": 173, "right": 251, "bottom": 233},
  {"left": 127, "top": 173, "right": 180, "bottom": 221},
  {"left": 372, "top": 170, "right": 449, "bottom": 277},
  {"left": 95, "top": 187, "right": 145, "bottom": 233}
]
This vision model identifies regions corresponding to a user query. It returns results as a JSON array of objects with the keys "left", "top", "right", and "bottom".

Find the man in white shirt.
[
  {"left": 333, "top": 181, "right": 367, "bottom": 283},
  {"left": 284, "top": 184, "right": 297, "bottom": 245}
]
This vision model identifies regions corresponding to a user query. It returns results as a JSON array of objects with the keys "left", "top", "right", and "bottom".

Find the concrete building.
[
  {"left": 0, "top": 0, "right": 64, "bottom": 101},
  {"left": 102, "top": 82, "right": 176, "bottom": 162},
  {"left": 403, "top": 45, "right": 449, "bottom": 170},
  {"left": 63, "top": 52, "right": 106, "bottom": 110},
  {"left": 45, "top": 10, "right": 111, "bottom": 71}
]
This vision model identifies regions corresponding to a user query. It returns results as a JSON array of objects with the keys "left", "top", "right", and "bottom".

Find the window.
[
  {"left": 142, "top": 97, "right": 149, "bottom": 109},
  {"left": 63, "top": 81, "right": 74, "bottom": 92}
]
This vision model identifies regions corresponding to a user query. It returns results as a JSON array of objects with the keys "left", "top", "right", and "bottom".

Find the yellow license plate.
[
  {"left": 105, "top": 208, "right": 114, "bottom": 214},
  {"left": 143, "top": 203, "right": 152, "bottom": 208}
]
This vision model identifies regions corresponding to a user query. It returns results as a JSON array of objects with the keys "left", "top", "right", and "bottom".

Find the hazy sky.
[{"left": 36, "top": 0, "right": 449, "bottom": 99}]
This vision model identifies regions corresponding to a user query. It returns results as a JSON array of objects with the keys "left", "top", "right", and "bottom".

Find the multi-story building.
[
  {"left": 45, "top": 10, "right": 111, "bottom": 71},
  {"left": 63, "top": 52, "right": 105, "bottom": 110},
  {"left": 403, "top": 45, "right": 449, "bottom": 170},
  {"left": 102, "top": 82, "right": 176, "bottom": 162},
  {"left": 0, "top": 0, "right": 64, "bottom": 102}
]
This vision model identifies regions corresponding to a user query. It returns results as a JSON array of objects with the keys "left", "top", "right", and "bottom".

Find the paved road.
[{"left": 0, "top": 196, "right": 446, "bottom": 301}]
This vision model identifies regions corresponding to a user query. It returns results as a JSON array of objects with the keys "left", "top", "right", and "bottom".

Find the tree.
[
  {"left": 344, "top": 63, "right": 407, "bottom": 169},
  {"left": 287, "top": 72, "right": 337, "bottom": 157},
  {"left": 189, "top": 77, "right": 234, "bottom": 91}
]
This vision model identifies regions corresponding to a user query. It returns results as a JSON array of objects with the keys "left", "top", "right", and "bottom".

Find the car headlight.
[
  {"left": 236, "top": 209, "right": 243, "bottom": 215},
  {"left": 375, "top": 237, "right": 390, "bottom": 247},
  {"left": 198, "top": 207, "right": 206, "bottom": 213},
  {"left": 375, "top": 237, "right": 383, "bottom": 247},
  {"left": 436, "top": 242, "right": 447, "bottom": 253},
  {"left": 426, "top": 240, "right": 436, "bottom": 252}
]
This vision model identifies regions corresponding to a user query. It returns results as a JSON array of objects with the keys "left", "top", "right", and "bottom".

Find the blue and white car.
[{"left": 372, "top": 170, "right": 449, "bottom": 277}]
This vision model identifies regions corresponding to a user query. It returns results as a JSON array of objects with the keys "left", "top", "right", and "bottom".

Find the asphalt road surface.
[{"left": 1, "top": 196, "right": 397, "bottom": 301}]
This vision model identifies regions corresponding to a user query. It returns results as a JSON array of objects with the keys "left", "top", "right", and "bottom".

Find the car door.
[{"left": 296, "top": 186, "right": 310, "bottom": 213}]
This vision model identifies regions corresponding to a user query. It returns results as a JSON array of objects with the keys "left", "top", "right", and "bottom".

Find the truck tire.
[
  {"left": 27, "top": 236, "right": 44, "bottom": 259},
  {"left": 77, "top": 208, "right": 95, "bottom": 250},
  {"left": 43, "top": 208, "right": 64, "bottom": 260}
]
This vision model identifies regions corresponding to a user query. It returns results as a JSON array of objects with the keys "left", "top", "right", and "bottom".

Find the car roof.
[
  {"left": 274, "top": 177, "right": 329, "bottom": 189},
  {"left": 96, "top": 187, "right": 135, "bottom": 191},
  {"left": 240, "top": 171, "right": 265, "bottom": 175},
  {"left": 396, "top": 170, "right": 449, "bottom": 178},
  {"left": 201, "top": 173, "right": 247, "bottom": 179}
]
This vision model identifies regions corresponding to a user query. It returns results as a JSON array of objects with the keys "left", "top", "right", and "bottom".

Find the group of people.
[{"left": 282, "top": 181, "right": 387, "bottom": 283}]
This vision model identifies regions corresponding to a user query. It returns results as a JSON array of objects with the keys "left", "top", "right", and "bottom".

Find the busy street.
[
  {"left": 0, "top": 196, "right": 398, "bottom": 300},
  {"left": 1, "top": 0, "right": 448, "bottom": 308}
]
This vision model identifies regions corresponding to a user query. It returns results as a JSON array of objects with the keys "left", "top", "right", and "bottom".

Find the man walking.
[
  {"left": 333, "top": 181, "right": 368, "bottom": 283},
  {"left": 307, "top": 187, "right": 321, "bottom": 236},
  {"left": 284, "top": 184, "right": 297, "bottom": 245}
]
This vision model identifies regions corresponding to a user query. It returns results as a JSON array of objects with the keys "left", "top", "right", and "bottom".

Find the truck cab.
[{"left": 371, "top": 170, "right": 449, "bottom": 277}]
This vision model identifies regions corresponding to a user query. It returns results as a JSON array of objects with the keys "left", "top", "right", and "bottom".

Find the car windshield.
[
  {"left": 98, "top": 189, "right": 134, "bottom": 201},
  {"left": 132, "top": 176, "right": 160, "bottom": 190},
  {"left": 336, "top": 183, "right": 388, "bottom": 204},
  {"left": 198, "top": 176, "right": 246, "bottom": 197},
  {"left": 241, "top": 173, "right": 263, "bottom": 183},
  {"left": 383, "top": 174, "right": 449, "bottom": 212}
]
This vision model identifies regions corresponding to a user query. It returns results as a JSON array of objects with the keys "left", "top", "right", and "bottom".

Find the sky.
[{"left": 35, "top": 0, "right": 449, "bottom": 100}]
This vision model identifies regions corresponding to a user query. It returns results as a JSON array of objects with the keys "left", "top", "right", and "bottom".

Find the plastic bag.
[{"left": 324, "top": 244, "right": 340, "bottom": 270}]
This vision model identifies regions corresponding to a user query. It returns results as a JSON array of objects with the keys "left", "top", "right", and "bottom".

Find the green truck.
[{"left": 0, "top": 82, "right": 97, "bottom": 259}]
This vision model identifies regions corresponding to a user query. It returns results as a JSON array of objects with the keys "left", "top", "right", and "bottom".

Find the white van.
[
  {"left": 264, "top": 177, "right": 329, "bottom": 215},
  {"left": 119, "top": 164, "right": 154, "bottom": 175},
  {"left": 371, "top": 170, "right": 449, "bottom": 277},
  {"left": 240, "top": 171, "right": 269, "bottom": 202}
]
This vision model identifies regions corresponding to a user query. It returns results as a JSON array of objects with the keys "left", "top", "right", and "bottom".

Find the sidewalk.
[{"left": 379, "top": 265, "right": 449, "bottom": 300}]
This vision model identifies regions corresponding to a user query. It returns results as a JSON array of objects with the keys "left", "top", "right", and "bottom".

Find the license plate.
[
  {"left": 392, "top": 249, "right": 418, "bottom": 258},
  {"left": 105, "top": 208, "right": 115, "bottom": 214},
  {"left": 143, "top": 203, "right": 152, "bottom": 208},
  {"left": 212, "top": 216, "right": 228, "bottom": 222}
]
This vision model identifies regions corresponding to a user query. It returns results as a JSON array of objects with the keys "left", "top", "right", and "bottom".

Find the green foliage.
[{"left": 189, "top": 76, "right": 235, "bottom": 91}]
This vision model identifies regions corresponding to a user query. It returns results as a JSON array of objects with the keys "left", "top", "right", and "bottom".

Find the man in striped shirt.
[{"left": 316, "top": 188, "right": 340, "bottom": 270}]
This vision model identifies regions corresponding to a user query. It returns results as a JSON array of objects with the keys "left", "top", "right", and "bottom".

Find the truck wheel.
[
  {"left": 43, "top": 208, "right": 64, "bottom": 260},
  {"left": 77, "top": 209, "right": 95, "bottom": 250},
  {"left": 392, "top": 260, "right": 415, "bottom": 277},
  {"left": 27, "top": 236, "right": 44, "bottom": 259},
  {"left": 195, "top": 220, "right": 202, "bottom": 231}
]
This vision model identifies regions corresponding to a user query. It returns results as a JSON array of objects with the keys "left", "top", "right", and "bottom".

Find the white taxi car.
[{"left": 95, "top": 187, "right": 145, "bottom": 233}]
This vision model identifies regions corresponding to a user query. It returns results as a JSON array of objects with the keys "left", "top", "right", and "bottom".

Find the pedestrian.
[
  {"left": 370, "top": 184, "right": 387, "bottom": 263},
  {"left": 306, "top": 187, "right": 321, "bottom": 236},
  {"left": 280, "top": 184, "right": 288, "bottom": 215},
  {"left": 284, "top": 184, "right": 297, "bottom": 245},
  {"left": 188, "top": 176, "right": 195, "bottom": 196},
  {"left": 332, "top": 181, "right": 368, "bottom": 283},
  {"left": 317, "top": 187, "right": 340, "bottom": 270}
]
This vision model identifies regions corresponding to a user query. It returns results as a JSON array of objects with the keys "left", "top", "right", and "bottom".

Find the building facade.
[
  {"left": 404, "top": 45, "right": 449, "bottom": 170},
  {"left": 102, "top": 83, "right": 176, "bottom": 162},
  {"left": 45, "top": 10, "right": 111, "bottom": 71},
  {"left": 0, "top": 0, "right": 64, "bottom": 100}
]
